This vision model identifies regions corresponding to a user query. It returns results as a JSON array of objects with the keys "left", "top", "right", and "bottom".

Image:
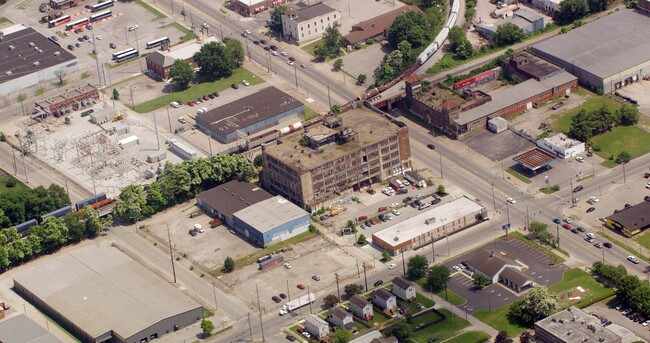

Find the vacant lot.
[
  {"left": 410, "top": 309, "right": 470, "bottom": 343},
  {"left": 548, "top": 268, "right": 615, "bottom": 309},
  {"left": 590, "top": 126, "right": 650, "bottom": 167},
  {"left": 551, "top": 96, "right": 622, "bottom": 132}
]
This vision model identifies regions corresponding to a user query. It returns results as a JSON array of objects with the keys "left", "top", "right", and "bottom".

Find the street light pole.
[
  {"left": 334, "top": 273, "right": 341, "bottom": 302},
  {"left": 622, "top": 162, "right": 627, "bottom": 183},
  {"left": 430, "top": 235, "right": 435, "bottom": 263}
]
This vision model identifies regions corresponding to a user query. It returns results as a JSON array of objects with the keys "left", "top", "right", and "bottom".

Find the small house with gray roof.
[
  {"left": 349, "top": 295, "right": 373, "bottom": 320},
  {"left": 372, "top": 289, "right": 397, "bottom": 311},
  {"left": 327, "top": 307, "right": 354, "bottom": 330},
  {"left": 391, "top": 276, "right": 415, "bottom": 301}
]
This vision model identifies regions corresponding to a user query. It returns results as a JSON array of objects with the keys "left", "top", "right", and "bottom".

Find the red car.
[
  {"left": 203, "top": 95, "right": 209, "bottom": 100},
  {"left": 187, "top": 101, "right": 195, "bottom": 107},
  {"left": 358, "top": 216, "right": 368, "bottom": 221},
  {"left": 272, "top": 296, "right": 281, "bottom": 303},
  {"left": 562, "top": 224, "right": 572, "bottom": 230},
  {"left": 297, "top": 284, "right": 305, "bottom": 290}
]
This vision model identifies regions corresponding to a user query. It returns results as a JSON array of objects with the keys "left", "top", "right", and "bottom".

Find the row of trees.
[
  {"left": 112, "top": 155, "right": 256, "bottom": 223},
  {"left": 448, "top": 27, "right": 474, "bottom": 60},
  {"left": 0, "top": 184, "right": 70, "bottom": 228},
  {"left": 528, "top": 221, "right": 558, "bottom": 248},
  {"left": 556, "top": 0, "right": 615, "bottom": 25},
  {"left": 592, "top": 262, "right": 650, "bottom": 317},
  {"left": 568, "top": 104, "right": 639, "bottom": 142},
  {"left": 375, "top": 41, "right": 414, "bottom": 85},
  {"left": 0, "top": 207, "right": 111, "bottom": 271}
]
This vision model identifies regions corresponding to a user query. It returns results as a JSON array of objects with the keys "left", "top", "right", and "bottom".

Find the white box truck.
[{"left": 279, "top": 293, "right": 315, "bottom": 316}]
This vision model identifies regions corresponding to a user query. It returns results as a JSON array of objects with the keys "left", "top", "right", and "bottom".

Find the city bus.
[
  {"left": 90, "top": 0, "right": 114, "bottom": 12},
  {"left": 48, "top": 15, "right": 71, "bottom": 28},
  {"left": 65, "top": 18, "right": 89, "bottom": 31},
  {"left": 145, "top": 37, "right": 170, "bottom": 49},
  {"left": 115, "top": 49, "right": 139, "bottom": 63},
  {"left": 112, "top": 47, "right": 135, "bottom": 60},
  {"left": 89, "top": 10, "right": 112, "bottom": 22}
]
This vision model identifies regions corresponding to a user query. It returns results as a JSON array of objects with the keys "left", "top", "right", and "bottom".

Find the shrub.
[{"left": 365, "top": 38, "right": 374, "bottom": 45}]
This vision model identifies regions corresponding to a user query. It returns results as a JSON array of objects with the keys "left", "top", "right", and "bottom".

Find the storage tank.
[{"left": 279, "top": 122, "right": 303, "bottom": 136}]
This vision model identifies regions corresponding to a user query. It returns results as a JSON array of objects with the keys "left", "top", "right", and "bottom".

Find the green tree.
[
  {"left": 437, "top": 184, "right": 446, "bottom": 195},
  {"left": 492, "top": 22, "right": 525, "bottom": 47},
  {"left": 112, "top": 88, "right": 120, "bottom": 100},
  {"left": 616, "top": 274, "right": 642, "bottom": 305},
  {"left": 618, "top": 104, "right": 639, "bottom": 126},
  {"left": 324, "top": 294, "right": 340, "bottom": 307},
  {"left": 519, "top": 331, "right": 532, "bottom": 343},
  {"left": 587, "top": 0, "right": 612, "bottom": 13},
  {"left": 556, "top": 0, "right": 589, "bottom": 25},
  {"left": 344, "top": 283, "right": 364, "bottom": 295},
  {"left": 333, "top": 58, "right": 344, "bottom": 70},
  {"left": 331, "top": 328, "right": 352, "bottom": 343},
  {"left": 30, "top": 217, "right": 69, "bottom": 253},
  {"left": 397, "top": 40, "right": 413, "bottom": 64},
  {"left": 81, "top": 205, "right": 102, "bottom": 237},
  {"left": 224, "top": 38, "right": 245, "bottom": 67},
  {"left": 113, "top": 184, "right": 147, "bottom": 223},
  {"left": 387, "top": 11, "right": 430, "bottom": 48},
  {"left": 223, "top": 256, "right": 235, "bottom": 273},
  {"left": 426, "top": 265, "right": 451, "bottom": 293},
  {"left": 169, "top": 59, "right": 195, "bottom": 90},
  {"left": 454, "top": 39, "right": 474, "bottom": 60},
  {"left": 357, "top": 234, "right": 368, "bottom": 245},
  {"left": 616, "top": 151, "right": 631, "bottom": 164},
  {"left": 568, "top": 109, "right": 594, "bottom": 142},
  {"left": 383, "top": 321, "right": 412, "bottom": 340},
  {"left": 473, "top": 273, "right": 491, "bottom": 288},
  {"left": 357, "top": 74, "right": 367, "bottom": 85},
  {"left": 495, "top": 331, "right": 513, "bottom": 343},
  {"left": 201, "top": 319, "right": 215, "bottom": 337},
  {"left": 253, "top": 154, "right": 263, "bottom": 167},
  {"left": 381, "top": 250, "right": 392, "bottom": 261},
  {"left": 407, "top": 254, "right": 429, "bottom": 280},
  {"left": 269, "top": 5, "right": 287, "bottom": 33},
  {"left": 448, "top": 27, "right": 466, "bottom": 47},
  {"left": 331, "top": 104, "right": 342, "bottom": 114},
  {"left": 193, "top": 42, "right": 236, "bottom": 80},
  {"left": 529, "top": 221, "right": 548, "bottom": 236},
  {"left": 509, "top": 286, "right": 557, "bottom": 325},
  {"left": 315, "top": 26, "right": 344, "bottom": 60}
]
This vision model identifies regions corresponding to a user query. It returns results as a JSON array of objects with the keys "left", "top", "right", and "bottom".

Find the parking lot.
[
  {"left": 617, "top": 79, "right": 650, "bottom": 113},
  {"left": 586, "top": 302, "right": 650, "bottom": 342},
  {"left": 464, "top": 130, "right": 534, "bottom": 162},
  {"left": 444, "top": 239, "right": 570, "bottom": 311}
]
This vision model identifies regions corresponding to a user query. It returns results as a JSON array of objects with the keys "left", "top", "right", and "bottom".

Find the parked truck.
[{"left": 279, "top": 293, "right": 315, "bottom": 316}]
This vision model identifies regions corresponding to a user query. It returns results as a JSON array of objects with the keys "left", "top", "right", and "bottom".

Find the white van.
[
  {"left": 194, "top": 223, "right": 204, "bottom": 233},
  {"left": 395, "top": 179, "right": 404, "bottom": 188}
]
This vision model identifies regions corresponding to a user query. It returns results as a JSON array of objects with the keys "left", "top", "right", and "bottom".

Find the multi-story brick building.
[{"left": 262, "top": 107, "right": 411, "bottom": 210}]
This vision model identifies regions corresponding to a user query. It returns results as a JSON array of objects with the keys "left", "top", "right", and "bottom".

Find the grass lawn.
[
  {"left": 443, "top": 331, "right": 491, "bottom": 343},
  {"left": 410, "top": 309, "right": 470, "bottom": 343},
  {"left": 599, "top": 231, "right": 650, "bottom": 262},
  {"left": 0, "top": 169, "right": 29, "bottom": 193},
  {"left": 164, "top": 22, "right": 197, "bottom": 43},
  {"left": 210, "top": 231, "right": 316, "bottom": 276},
  {"left": 372, "top": 311, "right": 390, "bottom": 324},
  {"left": 474, "top": 305, "right": 527, "bottom": 337},
  {"left": 506, "top": 168, "right": 532, "bottom": 184},
  {"left": 202, "top": 307, "right": 214, "bottom": 318},
  {"left": 301, "top": 39, "right": 342, "bottom": 62},
  {"left": 414, "top": 279, "right": 466, "bottom": 306},
  {"left": 134, "top": 0, "right": 167, "bottom": 19},
  {"left": 508, "top": 232, "right": 567, "bottom": 264},
  {"left": 590, "top": 126, "right": 650, "bottom": 167},
  {"left": 548, "top": 268, "right": 615, "bottom": 309},
  {"left": 411, "top": 311, "right": 442, "bottom": 326},
  {"left": 539, "top": 186, "right": 559, "bottom": 194},
  {"left": 397, "top": 293, "right": 436, "bottom": 313},
  {"left": 552, "top": 96, "right": 621, "bottom": 132},
  {"left": 634, "top": 231, "right": 650, "bottom": 255},
  {"left": 303, "top": 106, "right": 320, "bottom": 120},
  {"left": 134, "top": 68, "right": 264, "bottom": 113}
]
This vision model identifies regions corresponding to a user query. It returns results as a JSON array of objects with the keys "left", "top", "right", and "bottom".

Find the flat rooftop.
[
  {"left": 373, "top": 196, "right": 484, "bottom": 246},
  {"left": 606, "top": 201, "right": 650, "bottom": 232},
  {"left": 265, "top": 107, "right": 400, "bottom": 172},
  {"left": 234, "top": 196, "right": 308, "bottom": 233},
  {"left": 196, "top": 180, "right": 273, "bottom": 218},
  {"left": 167, "top": 36, "right": 220, "bottom": 62},
  {"left": 531, "top": 9, "right": 650, "bottom": 79},
  {"left": 234, "top": 0, "right": 266, "bottom": 6},
  {"left": 511, "top": 51, "right": 562, "bottom": 80},
  {"left": 0, "top": 314, "right": 63, "bottom": 343},
  {"left": 35, "top": 84, "right": 97, "bottom": 108},
  {"left": 287, "top": 2, "right": 337, "bottom": 23},
  {"left": 12, "top": 245, "right": 201, "bottom": 340},
  {"left": 197, "top": 86, "right": 303, "bottom": 135},
  {"left": 535, "top": 306, "right": 622, "bottom": 342},
  {"left": 542, "top": 133, "right": 583, "bottom": 148},
  {"left": 0, "top": 25, "right": 77, "bottom": 85},
  {"left": 513, "top": 148, "right": 557, "bottom": 170},
  {"left": 456, "top": 71, "right": 576, "bottom": 125}
]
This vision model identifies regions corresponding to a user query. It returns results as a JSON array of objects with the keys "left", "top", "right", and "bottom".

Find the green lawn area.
[
  {"left": 634, "top": 230, "right": 650, "bottom": 254},
  {"left": 552, "top": 96, "right": 621, "bottom": 132},
  {"left": 410, "top": 309, "right": 470, "bottom": 343},
  {"left": 443, "top": 331, "right": 491, "bottom": 343},
  {"left": 548, "top": 268, "right": 615, "bottom": 310},
  {"left": 506, "top": 168, "right": 532, "bottom": 184},
  {"left": 303, "top": 106, "right": 320, "bottom": 120},
  {"left": 474, "top": 305, "right": 527, "bottom": 337},
  {"left": 134, "top": 0, "right": 167, "bottom": 19},
  {"left": 508, "top": 232, "right": 567, "bottom": 264},
  {"left": 134, "top": 68, "right": 264, "bottom": 113},
  {"left": 398, "top": 293, "right": 436, "bottom": 314},
  {"left": 539, "top": 186, "right": 559, "bottom": 195},
  {"left": 411, "top": 311, "right": 442, "bottom": 326},
  {"left": 599, "top": 231, "right": 650, "bottom": 262},
  {"left": 202, "top": 307, "right": 214, "bottom": 318},
  {"left": 372, "top": 311, "right": 390, "bottom": 324},
  {"left": 301, "top": 39, "right": 343, "bottom": 62},
  {"left": 164, "top": 22, "right": 197, "bottom": 43},
  {"left": 0, "top": 169, "right": 29, "bottom": 193},
  {"left": 590, "top": 126, "right": 650, "bottom": 167},
  {"left": 414, "top": 279, "right": 467, "bottom": 306}
]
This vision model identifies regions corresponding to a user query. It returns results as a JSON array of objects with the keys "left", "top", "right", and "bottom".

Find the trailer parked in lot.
[{"left": 279, "top": 293, "right": 315, "bottom": 315}]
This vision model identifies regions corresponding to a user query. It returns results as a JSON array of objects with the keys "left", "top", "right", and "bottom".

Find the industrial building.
[
  {"left": 0, "top": 314, "right": 63, "bottom": 343},
  {"left": 531, "top": 9, "right": 650, "bottom": 93},
  {"left": 233, "top": 196, "right": 310, "bottom": 247},
  {"left": 0, "top": 25, "right": 79, "bottom": 96},
  {"left": 262, "top": 107, "right": 412, "bottom": 210},
  {"left": 406, "top": 52, "right": 577, "bottom": 138},
  {"left": 196, "top": 180, "right": 273, "bottom": 226},
  {"left": 535, "top": 307, "right": 622, "bottom": 343},
  {"left": 13, "top": 245, "right": 203, "bottom": 343},
  {"left": 372, "top": 196, "right": 486, "bottom": 255},
  {"left": 536, "top": 133, "right": 585, "bottom": 159},
  {"left": 605, "top": 201, "right": 650, "bottom": 237},
  {"left": 344, "top": 6, "right": 422, "bottom": 45},
  {"left": 145, "top": 36, "right": 220, "bottom": 80},
  {"left": 196, "top": 87, "right": 304, "bottom": 143},
  {"left": 34, "top": 84, "right": 99, "bottom": 117},
  {"left": 281, "top": 2, "right": 339, "bottom": 45},
  {"left": 229, "top": 0, "right": 293, "bottom": 17},
  {"left": 475, "top": 10, "right": 544, "bottom": 38}
]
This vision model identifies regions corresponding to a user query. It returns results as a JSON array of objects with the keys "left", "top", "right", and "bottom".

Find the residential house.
[
  {"left": 327, "top": 308, "right": 354, "bottom": 330},
  {"left": 349, "top": 295, "right": 373, "bottom": 320},
  {"left": 372, "top": 289, "right": 397, "bottom": 311},
  {"left": 391, "top": 276, "right": 416, "bottom": 302},
  {"left": 304, "top": 314, "right": 330, "bottom": 338}
]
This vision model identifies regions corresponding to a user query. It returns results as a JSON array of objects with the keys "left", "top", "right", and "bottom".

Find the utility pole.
[
  {"left": 525, "top": 206, "right": 529, "bottom": 230},
  {"left": 491, "top": 182, "right": 496, "bottom": 214},
  {"left": 327, "top": 84, "right": 332, "bottom": 109},
  {"left": 569, "top": 178, "right": 575, "bottom": 206},
  {"left": 308, "top": 285, "right": 313, "bottom": 314},
  {"left": 208, "top": 134, "right": 213, "bottom": 156},
  {"left": 152, "top": 112, "right": 161, "bottom": 151},
  {"left": 622, "top": 162, "right": 627, "bottom": 183},
  {"left": 362, "top": 262, "right": 368, "bottom": 291},
  {"left": 356, "top": 260, "right": 360, "bottom": 278},
  {"left": 212, "top": 284, "right": 219, "bottom": 311},
  {"left": 134, "top": 28, "right": 144, "bottom": 73},
  {"left": 11, "top": 148, "right": 17, "bottom": 174},
  {"left": 445, "top": 227, "right": 450, "bottom": 256},
  {"left": 247, "top": 313, "right": 253, "bottom": 342},
  {"left": 556, "top": 224, "right": 560, "bottom": 248},
  {"left": 91, "top": 33, "right": 103, "bottom": 87},
  {"left": 401, "top": 252, "right": 406, "bottom": 275},
  {"left": 430, "top": 236, "right": 435, "bottom": 263},
  {"left": 286, "top": 280, "right": 291, "bottom": 303},
  {"left": 294, "top": 63, "right": 298, "bottom": 89},
  {"left": 501, "top": 162, "right": 505, "bottom": 179},
  {"left": 255, "top": 284, "right": 265, "bottom": 342},
  {"left": 166, "top": 224, "right": 176, "bottom": 283},
  {"left": 505, "top": 201, "right": 510, "bottom": 237},
  {"left": 17, "top": 135, "right": 28, "bottom": 183},
  {"left": 166, "top": 107, "right": 173, "bottom": 132},
  {"left": 334, "top": 273, "right": 341, "bottom": 302},
  {"left": 105, "top": 63, "right": 115, "bottom": 108}
]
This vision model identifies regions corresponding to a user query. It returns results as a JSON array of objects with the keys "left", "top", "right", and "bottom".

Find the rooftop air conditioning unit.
[
  {"left": 5, "top": 71, "right": 12, "bottom": 76},
  {"left": 29, "top": 42, "right": 35, "bottom": 47},
  {"left": 54, "top": 51, "right": 60, "bottom": 56},
  {"left": 8, "top": 45, "right": 15, "bottom": 50},
  {"left": 33, "top": 61, "right": 40, "bottom": 66}
]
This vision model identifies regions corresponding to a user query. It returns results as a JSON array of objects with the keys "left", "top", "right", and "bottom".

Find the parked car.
[
  {"left": 264, "top": 46, "right": 270, "bottom": 51},
  {"left": 427, "top": 144, "right": 436, "bottom": 150},
  {"left": 212, "top": 91, "right": 219, "bottom": 97},
  {"left": 577, "top": 227, "right": 585, "bottom": 232},
  {"left": 253, "top": 40, "right": 260, "bottom": 45},
  {"left": 573, "top": 185, "right": 584, "bottom": 192},
  {"left": 50, "top": 35, "right": 58, "bottom": 41},
  {"left": 563, "top": 218, "right": 571, "bottom": 224},
  {"left": 373, "top": 280, "right": 384, "bottom": 287},
  {"left": 297, "top": 284, "right": 305, "bottom": 289},
  {"left": 178, "top": 117, "right": 187, "bottom": 123},
  {"left": 67, "top": 44, "right": 75, "bottom": 50},
  {"left": 452, "top": 266, "right": 461, "bottom": 272},
  {"left": 507, "top": 198, "right": 516, "bottom": 204},
  {"left": 188, "top": 228, "right": 198, "bottom": 236},
  {"left": 187, "top": 101, "right": 195, "bottom": 107},
  {"left": 553, "top": 218, "right": 561, "bottom": 224},
  {"left": 571, "top": 228, "right": 578, "bottom": 234},
  {"left": 272, "top": 296, "right": 281, "bottom": 303},
  {"left": 551, "top": 102, "right": 565, "bottom": 110},
  {"left": 170, "top": 101, "right": 180, "bottom": 108},
  {"left": 403, "top": 196, "right": 414, "bottom": 203},
  {"left": 576, "top": 156, "right": 584, "bottom": 162},
  {"left": 287, "top": 60, "right": 294, "bottom": 66},
  {"left": 109, "top": 43, "right": 116, "bottom": 49},
  {"left": 300, "top": 63, "right": 307, "bottom": 69},
  {"left": 392, "top": 209, "right": 401, "bottom": 216},
  {"left": 203, "top": 95, "right": 209, "bottom": 100},
  {"left": 603, "top": 242, "right": 612, "bottom": 248},
  {"left": 562, "top": 224, "right": 572, "bottom": 230},
  {"left": 279, "top": 293, "right": 287, "bottom": 299},
  {"left": 259, "top": 39, "right": 267, "bottom": 44},
  {"left": 312, "top": 275, "right": 321, "bottom": 281},
  {"left": 388, "top": 264, "right": 396, "bottom": 269},
  {"left": 231, "top": 83, "right": 239, "bottom": 89},
  {"left": 286, "top": 334, "right": 296, "bottom": 342},
  {"left": 269, "top": 45, "right": 277, "bottom": 51},
  {"left": 283, "top": 262, "right": 292, "bottom": 269},
  {"left": 242, "top": 80, "right": 250, "bottom": 86},
  {"left": 586, "top": 207, "right": 596, "bottom": 213}
]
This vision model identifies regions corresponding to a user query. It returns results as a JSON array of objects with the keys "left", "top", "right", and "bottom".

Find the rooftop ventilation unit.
[
  {"left": 33, "top": 61, "right": 40, "bottom": 66},
  {"left": 29, "top": 42, "right": 35, "bottom": 47},
  {"left": 54, "top": 51, "right": 61, "bottom": 56},
  {"left": 8, "top": 45, "right": 15, "bottom": 50}
]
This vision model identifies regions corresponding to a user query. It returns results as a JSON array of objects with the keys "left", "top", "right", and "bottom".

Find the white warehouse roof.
[{"left": 234, "top": 196, "right": 309, "bottom": 233}]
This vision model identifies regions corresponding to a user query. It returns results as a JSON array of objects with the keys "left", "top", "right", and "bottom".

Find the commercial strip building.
[
  {"left": 0, "top": 25, "right": 78, "bottom": 96},
  {"left": 535, "top": 307, "right": 622, "bottom": 343},
  {"left": 0, "top": 314, "right": 63, "bottom": 343},
  {"left": 145, "top": 36, "right": 220, "bottom": 80},
  {"left": 281, "top": 2, "right": 339, "bottom": 45},
  {"left": 262, "top": 107, "right": 412, "bottom": 210},
  {"left": 196, "top": 180, "right": 273, "bottom": 226},
  {"left": 343, "top": 5, "right": 422, "bottom": 45},
  {"left": 233, "top": 196, "right": 310, "bottom": 247},
  {"left": 372, "top": 196, "right": 486, "bottom": 255},
  {"left": 475, "top": 10, "right": 544, "bottom": 38},
  {"left": 531, "top": 9, "right": 650, "bottom": 94},
  {"left": 196, "top": 87, "right": 304, "bottom": 143},
  {"left": 229, "top": 0, "right": 293, "bottom": 17},
  {"left": 13, "top": 245, "right": 202, "bottom": 343},
  {"left": 605, "top": 201, "right": 650, "bottom": 237},
  {"left": 536, "top": 133, "right": 585, "bottom": 159},
  {"left": 34, "top": 84, "right": 99, "bottom": 118}
]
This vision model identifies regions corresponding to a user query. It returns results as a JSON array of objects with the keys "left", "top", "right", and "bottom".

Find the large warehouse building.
[
  {"left": 372, "top": 196, "right": 487, "bottom": 255},
  {"left": 13, "top": 245, "right": 203, "bottom": 343},
  {"left": 196, "top": 87, "right": 304, "bottom": 143},
  {"left": 196, "top": 180, "right": 273, "bottom": 226},
  {"left": 0, "top": 25, "right": 79, "bottom": 96},
  {"left": 262, "top": 107, "right": 412, "bottom": 210},
  {"left": 531, "top": 9, "right": 650, "bottom": 93},
  {"left": 233, "top": 196, "right": 310, "bottom": 246}
]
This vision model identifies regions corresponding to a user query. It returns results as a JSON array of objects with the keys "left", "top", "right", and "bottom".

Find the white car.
[
  {"left": 244, "top": 29, "right": 251, "bottom": 35},
  {"left": 402, "top": 179, "right": 410, "bottom": 186},
  {"left": 563, "top": 218, "right": 571, "bottom": 224},
  {"left": 642, "top": 320, "right": 650, "bottom": 327},
  {"left": 391, "top": 209, "right": 400, "bottom": 216},
  {"left": 202, "top": 22, "right": 209, "bottom": 28},
  {"left": 382, "top": 188, "right": 394, "bottom": 196},
  {"left": 389, "top": 203, "right": 399, "bottom": 208},
  {"left": 283, "top": 262, "right": 292, "bottom": 269},
  {"left": 178, "top": 117, "right": 187, "bottom": 123},
  {"left": 194, "top": 223, "right": 204, "bottom": 233},
  {"left": 170, "top": 101, "right": 180, "bottom": 108},
  {"left": 271, "top": 50, "right": 278, "bottom": 56},
  {"left": 128, "top": 25, "right": 139, "bottom": 31},
  {"left": 280, "top": 51, "right": 287, "bottom": 56},
  {"left": 96, "top": 35, "right": 103, "bottom": 40},
  {"left": 242, "top": 80, "right": 250, "bottom": 86},
  {"left": 586, "top": 232, "right": 596, "bottom": 239},
  {"left": 452, "top": 266, "right": 462, "bottom": 272},
  {"left": 507, "top": 198, "right": 516, "bottom": 204},
  {"left": 388, "top": 263, "right": 396, "bottom": 269},
  {"left": 302, "top": 332, "right": 311, "bottom": 338},
  {"left": 576, "top": 156, "right": 584, "bottom": 163},
  {"left": 287, "top": 60, "right": 294, "bottom": 66},
  {"left": 627, "top": 255, "right": 640, "bottom": 264},
  {"left": 646, "top": 182, "right": 650, "bottom": 189}
]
